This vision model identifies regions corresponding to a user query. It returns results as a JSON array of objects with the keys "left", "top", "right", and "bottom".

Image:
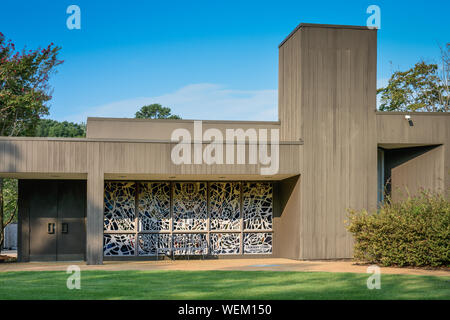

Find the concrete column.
[{"left": 86, "top": 142, "right": 104, "bottom": 265}]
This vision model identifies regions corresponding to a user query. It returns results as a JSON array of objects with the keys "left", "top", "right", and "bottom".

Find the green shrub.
[{"left": 347, "top": 191, "right": 450, "bottom": 267}]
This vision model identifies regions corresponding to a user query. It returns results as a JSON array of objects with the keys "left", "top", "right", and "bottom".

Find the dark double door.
[{"left": 22, "top": 180, "right": 86, "bottom": 261}]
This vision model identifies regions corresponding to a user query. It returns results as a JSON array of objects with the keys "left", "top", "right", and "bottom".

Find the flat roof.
[
  {"left": 0, "top": 136, "right": 303, "bottom": 145},
  {"left": 279, "top": 23, "right": 375, "bottom": 48},
  {"left": 87, "top": 117, "right": 281, "bottom": 125},
  {"left": 375, "top": 111, "right": 450, "bottom": 116}
]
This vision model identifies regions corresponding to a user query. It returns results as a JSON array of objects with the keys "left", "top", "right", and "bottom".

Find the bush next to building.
[{"left": 347, "top": 191, "right": 450, "bottom": 267}]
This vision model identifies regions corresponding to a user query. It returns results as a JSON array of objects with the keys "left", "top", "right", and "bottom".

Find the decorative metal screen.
[
  {"left": 104, "top": 234, "right": 135, "bottom": 256},
  {"left": 242, "top": 182, "right": 273, "bottom": 230},
  {"left": 104, "top": 182, "right": 136, "bottom": 231},
  {"left": 138, "top": 182, "right": 170, "bottom": 231},
  {"left": 173, "top": 233, "right": 207, "bottom": 255},
  {"left": 244, "top": 232, "right": 272, "bottom": 254},
  {"left": 173, "top": 182, "right": 207, "bottom": 231},
  {"left": 209, "top": 182, "right": 240, "bottom": 231},
  {"left": 138, "top": 233, "right": 171, "bottom": 256},
  {"left": 210, "top": 233, "right": 240, "bottom": 254},
  {"left": 103, "top": 181, "right": 273, "bottom": 257}
]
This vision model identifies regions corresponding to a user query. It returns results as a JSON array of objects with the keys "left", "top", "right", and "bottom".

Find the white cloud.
[{"left": 65, "top": 83, "right": 278, "bottom": 123}]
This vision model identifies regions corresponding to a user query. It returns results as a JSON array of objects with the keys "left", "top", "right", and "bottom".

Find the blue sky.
[{"left": 1, "top": 0, "right": 448, "bottom": 122}]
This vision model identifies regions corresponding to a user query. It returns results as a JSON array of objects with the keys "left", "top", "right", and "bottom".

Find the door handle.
[
  {"left": 62, "top": 223, "right": 68, "bottom": 234},
  {"left": 47, "top": 223, "right": 55, "bottom": 234}
]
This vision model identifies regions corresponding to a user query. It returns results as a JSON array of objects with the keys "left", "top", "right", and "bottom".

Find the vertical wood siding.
[{"left": 279, "top": 26, "right": 378, "bottom": 259}]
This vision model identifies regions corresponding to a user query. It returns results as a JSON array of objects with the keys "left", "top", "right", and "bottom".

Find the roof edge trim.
[{"left": 278, "top": 23, "right": 375, "bottom": 48}]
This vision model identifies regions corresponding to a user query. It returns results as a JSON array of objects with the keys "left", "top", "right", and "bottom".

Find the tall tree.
[
  {"left": 0, "top": 32, "right": 62, "bottom": 251},
  {"left": 378, "top": 45, "right": 449, "bottom": 112},
  {"left": 0, "top": 33, "right": 63, "bottom": 136},
  {"left": 439, "top": 43, "right": 450, "bottom": 109},
  {"left": 36, "top": 119, "right": 86, "bottom": 138},
  {"left": 0, "top": 179, "right": 17, "bottom": 251},
  {"left": 135, "top": 103, "right": 181, "bottom": 119}
]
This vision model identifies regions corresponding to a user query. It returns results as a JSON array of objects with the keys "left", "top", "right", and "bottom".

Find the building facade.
[{"left": 1, "top": 24, "right": 449, "bottom": 264}]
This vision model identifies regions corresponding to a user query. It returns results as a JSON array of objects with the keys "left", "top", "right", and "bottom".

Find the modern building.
[{"left": 1, "top": 23, "right": 448, "bottom": 265}]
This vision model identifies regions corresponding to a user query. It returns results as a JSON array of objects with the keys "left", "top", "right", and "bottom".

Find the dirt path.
[{"left": 1, "top": 258, "right": 449, "bottom": 276}]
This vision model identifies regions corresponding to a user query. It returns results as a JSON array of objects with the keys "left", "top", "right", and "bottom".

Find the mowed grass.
[{"left": 0, "top": 270, "right": 449, "bottom": 300}]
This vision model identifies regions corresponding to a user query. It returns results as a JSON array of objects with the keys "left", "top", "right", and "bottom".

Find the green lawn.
[{"left": 0, "top": 270, "right": 449, "bottom": 300}]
